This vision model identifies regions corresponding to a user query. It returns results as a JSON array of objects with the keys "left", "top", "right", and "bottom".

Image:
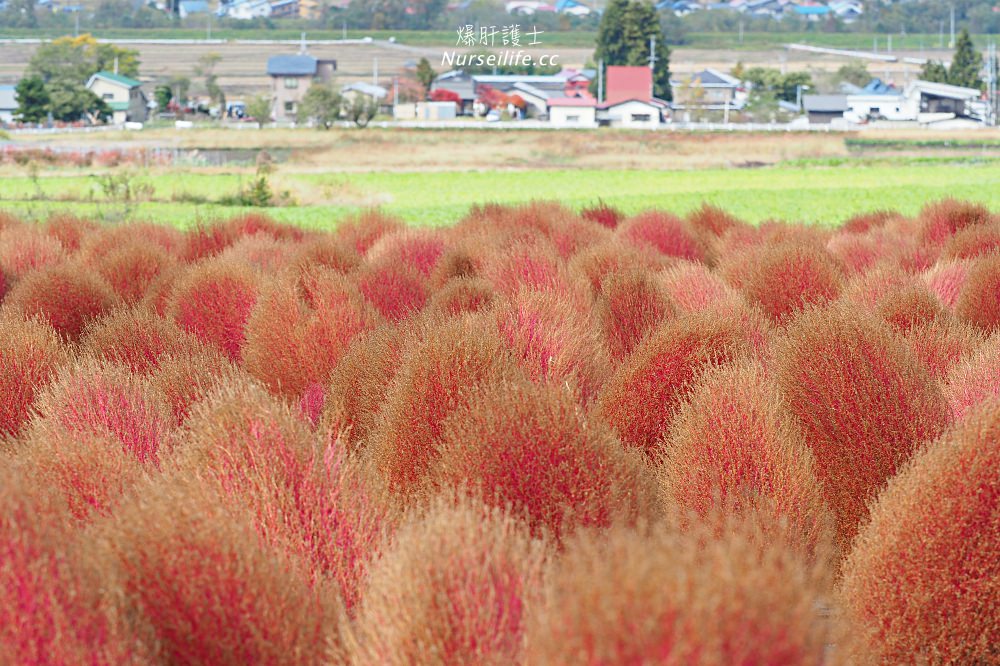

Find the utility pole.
[
  {"left": 207, "top": 14, "right": 211, "bottom": 40},
  {"left": 342, "top": 20, "right": 346, "bottom": 40},
  {"left": 648, "top": 36, "right": 656, "bottom": 99},
  {"left": 949, "top": 4, "right": 955, "bottom": 49},
  {"left": 597, "top": 59, "right": 603, "bottom": 104},
  {"left": 74, "top": 10, "right": 79, "bottom": 37},
  {"left": 373, "top": 57, "right": 378, "bottom": 86},
  {"left": 738, "top": 19, "right": 743, "bottom": 46}
]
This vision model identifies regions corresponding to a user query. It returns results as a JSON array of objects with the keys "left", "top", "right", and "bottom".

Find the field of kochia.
[{"left": 0, "top": 199, "right": 997, "bottom": 663}]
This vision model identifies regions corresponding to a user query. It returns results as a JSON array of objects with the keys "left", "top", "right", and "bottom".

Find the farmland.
[{"left": 1, "top": 193, "right": 998, "bottom": 662}]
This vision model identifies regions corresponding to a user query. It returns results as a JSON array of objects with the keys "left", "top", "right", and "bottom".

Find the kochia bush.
[
  {"left": 0, "top": 314, "right": 71, "bottom": 439},
  {"left": 4, "top": 262, "right": 118, "bottom": 340}
]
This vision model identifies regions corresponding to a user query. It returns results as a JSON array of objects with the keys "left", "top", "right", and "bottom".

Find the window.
[
  {"left": 631, "top": 113, "right": 651, "bottom": 122},
  {"left": 567, "top": 115, "right": 579, "bottom": 123},
  {"left": 284, "top": 101, "right": 294, "bottom": 112},
  {"left": 102, "top": 93, "right": 113, "bottom": 100},
  {"left": 284, "top": 77, "right": 299, "bottom": 89}
]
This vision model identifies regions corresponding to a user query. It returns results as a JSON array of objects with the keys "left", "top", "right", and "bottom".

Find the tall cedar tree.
[
  {"left": 593, "top": 0, "right": 672, "bottom": 101},
  {"left": 14, "top": 76, "right": 49, "bottom": 123},
  {"left": 949, "top": 29, "right": 983, "bottom": 90}
]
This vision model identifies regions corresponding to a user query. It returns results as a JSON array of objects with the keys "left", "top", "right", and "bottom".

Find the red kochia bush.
[
  {"left": 773, "top": 304, "right": 951, "bottom": 547},
  {"left": 566, "top": 239, "right": 666, "bottom": 295},
  {"left": 494, "top": 290, "right": 611, "bottom": 403},
  {"left": 0, "top": 468, "right": 133, "bottom": 665},
  {"left": 617, "top": 211, "right": 705, "bottom": 261},
  {"left": 945, "top": 339, "right": 1000, "bottom": 420},
  {"left": 918, "top": 198, "right": 993, "bottom": 247},
  {"left": 243, "top": 270, "right": 377, "bottom": 400},
  {"left": 923, "top": 259, "right": 972, "bottom": 308},
  {"left": 366, "top": 229, "right": 447, "bottom": 277},
  {"left": 356, "top": 256, "right": 428, "bottom": 322},
  {"left": 348, "top": 495, "right": 545, "bottom": 666},
  {"left": 81, "top": 222, "right": 182, "bottom": 262},
  {"left": 429, "top": 379, "right": 658, "bottom": 542},
  {"left": 0, "top": 225, "right": 67, "bottom": 279},
  {"left": 91, "top": 243, "right": 176, "bottom": 305},
  {"left": 597, "top": 305, "right": 766, "bottom": 457},
  {"left": 104, "top": 481, "right": 344, "bottom": 665},
  {"left": 838, "top": 400, "right": 1000, "bottom": 664},
  {"left": 171, "top": 378, "right": 388, "bottom": 612},
  {"left": 335, "top": 210, "right": 404, "bottom": 255},
  {"left": 720, "top": 243, "right": 845, "bottom": 324},
  {"left": 902, "top": 318, "right": 985, "bottom": 380},
  {"left": 18, "top": 422, "right": 146, "bottom": 523},
  {"left": 597, "top": 268, "right": 675, "bottom": 363},
  {"left": 43, "top": 213, "right": 98, "bottom": 251},
  {"left": 526, "top": 516, "right": 830, "bottom": 665},
  {"left": 659, "top": 363, "right": 834, "bottom": 558},
  {"left": 80, "top": 308, "right": 205, "bottom": 375},
  {"left": 4, "top": 262, "right": 118, "bottom": 340},
  {"left": 148, "top": 347, "right": 238, "bottom": 425},
  {"left": 943, "top": 222, "right": 1000, "bottom": 259},
  {"left": 955, "top": 252, "right": 1000, "bottom": 333},
  {"left": 657, "top": 260, "right": 738, "bottom": 313},
  {"left": 0, "top": 314, "right": 71, "bottom": 439},
  {"left": 686, "top": 203, "right": 746, "bottom": 241},
  {"left": 875, "top": 282, "right": 945, "bottom": 332},
  {"left": 31, "top": 358, "right": 176, "bottom": 467},
  {"left": 426, "top": 277, "right": 496, "bottom": 318},
  {"left": 168, "top": 257, "right": 261, "bottom": 361},
  {"left": 581, "top": 202, "right": 624, "bottom": 229},
  {"left": 367, "top": 314, "right": 521, "bottom": 499}
]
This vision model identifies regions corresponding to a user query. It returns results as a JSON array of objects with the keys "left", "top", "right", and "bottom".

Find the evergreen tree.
[
  {"left": 415, "top": 58, "right": 436, "bottom": 98},
  {"left": 920, "top": 60, "right": 950, "bottom": 84},
  {"left": 592, "top": 0, "right": 672, "bottom": 101},
  {"left": 14, "top": 76, "right": 49, "bottom": 123},
  {"left": 948, "top": 29, "right": 983, "bottom": 90}
]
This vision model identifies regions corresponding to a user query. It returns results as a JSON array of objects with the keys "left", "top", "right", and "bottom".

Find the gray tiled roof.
[{"left": 267, "top": 54, "right": 317, "bottom": 76}]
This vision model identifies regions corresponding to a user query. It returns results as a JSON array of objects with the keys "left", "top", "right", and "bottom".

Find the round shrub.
[
  {"left": 945, "top": 338, "right": 1000, "bottom": 420},
  {"left": 80, "top": 308, "right": 204, "bottom": 375},
  {"left": 335, "top": 209, "right": 404, "bottom": 255},
  {"left": 617, "top": 211, "right": 705, "bottom": 261},
  {"left": 171, "top": 377, "right": 388, "bottom": 611},
  {"left": 923, "top": 259, "right": 972, "bottom": 308},
  {"left": 597, "top": 267, "right": 675, "bottom": 363},
  {"left": 597, "top": 305, "right": 766, "bottom": 457},
  {"left": 92, "top": 243, "right": 176, "bottom": 305},
  {"left": 918, "top": 198, "right": 993, "bottom": 247},
  {"left": 31, "top": 358, "right": 176, "bottom": 467},
  {"left": 366, "top": 314, "right": 521, "bottom": 499},
  {"left": 148, "top": 347, "right": 239, "bottom": 424},
  {"left": 104, "top": 480, "right": 343, "bottom": 665},
  {"left": 875, "top": 282, "right": 945, "bottom": 332},
  {"left": 4, "top": 262, "right": 118, "bottom": 341},
  {"left": 659, "top": 362, "right": 835, "bottom": 558},
  {"left": 0, "top": 314, "right": 71, "bottom": 439},
  {"left": 657, "top": 260, "right": 738, "bottom": 313},
  {"left": 349, "top": 495, "right": 545, "bottom": 666},
  {"left": 955, "top": 252, "right": 1000, "bottom": 333},
  {"left": 243, "top": 270, "right": 377, "bottom": 400},
  {"left": 901, "top": 317, "right": 984, "bottom": 380},
  {"left": 838, "top": 399, "right": 1000, "bottom": 664},
  {"left": 525, "top": 515, "right": 830, "bottom": 665},
  {"left": 943, "top": 222, "right": 1000, "bottom": 259},
  {"left": 425, "top": 276, "right": 496, "bottom": 318},
  {"left": 720, "top": 243, "right": 845, "bottom": 324},
  {"left": 168, "top": 257, "right": 261, "bottom": 362},
  {"left": 356, "top": 256, "right": 429, "bottom": 322},
  {"left": 367, "top": 229, "right": 447, "bottom": 277},
  {"left": 773, "top": 304, "right": 952, "bottom": 547},
  {"left": 429, "top": 379, "right": 659, "bottom": 542},
  {"left": 0, "top": 225, "right": 67, "bottom": 280},
  {"left": 42, "top": 213, "right": 97, "bottom": 251}
]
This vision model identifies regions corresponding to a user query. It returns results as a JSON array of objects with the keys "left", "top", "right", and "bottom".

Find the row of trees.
[{"left": 14, "top": 35, "right": 139, "bottom": 123}]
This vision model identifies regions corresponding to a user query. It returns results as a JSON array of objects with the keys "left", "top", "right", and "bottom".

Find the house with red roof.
[
  {"left": 598, "top": 65, "right": 668, "bottom": 129},
  {"left": 548, "top": 96, "right": 597, "bottom": 127}
]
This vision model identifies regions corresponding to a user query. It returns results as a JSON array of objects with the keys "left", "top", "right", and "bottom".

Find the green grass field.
[{"left": 4, "top": 161, "right": 1000, "bottom": 229}]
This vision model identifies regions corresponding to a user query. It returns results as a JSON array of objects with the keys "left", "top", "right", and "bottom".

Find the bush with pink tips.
[
  {"left": 80, "top": 308, "right": 204, "bottom": 374},
  {"left": 955, "top": 251, "right": 1000, "bottom": 333},
  {"left": 356, "top": 255, "right": 429, "bottom": 322},
  {"left": 773, "top": 304, "right": 951, "bottom": 547},
  {"left": 0, "top": 225, "right": 67, "bottom": 280},
  {"left": 617, "top": 211, "right": 705, "bottom": 261},
  {"left": 0, "top": 314, "right": 71, "bottom": 439},
  {"left": 944, "top": 338, "right": 1000, "bottom": 420},
  {"left": 91, "top": 243, "right": 176, "bottom": 305},
  {"left": 597, "top": 267, "right": 674, "bottom": 363},
  {"left": 4, "top": 262, "right": 118, "bottom": 340},
  {"left": 657, "top": 260, "right": 738, "bottom": 313},
  {"left": 901, "top": 317, "right": 985, "bottom": 380},
  {"left": 348, "top": 494, "right": 546, "bottom": 666},
  {"left": 838, "top": 399, "right": 1000, "bottom": 664}
]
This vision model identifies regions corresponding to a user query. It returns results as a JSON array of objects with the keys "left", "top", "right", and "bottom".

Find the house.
[
  {"left": 548, "top": 97, "right": 597, "bottom": 127},
  {"left": 0, "top": 85, "right": 16, "bottom": 125},
  {"left": 267, "top": 52, "right": 337, "bottom": 122},
  {"left": 394, "top": 101, "right": 458, "bottom": 121},
  {"left": 803, "top": 94, "right": 848, "bottom": 124},
  {"left": 178, "top": 0, "right": 208, "bottom": 17},
  {"left": 597, "top": 66, "right": 667, "bottom": 128},
  {"left": 85, "top": 71, "right": 148, "bottom": 124},
  {"left": 269, "top": 0, "right": 298, "bottom": 18},
  {"left": 844, "top": 79, "right": 986, "bottom": 126},
  {"left": 671, "top": 68, "right": 744, "bottom": 111},
  {"left": 224, "top": 0, "right": 272, "bottom": 19},
  {"left": 341, "top": 82, "right": 390, "bottom": 113}
]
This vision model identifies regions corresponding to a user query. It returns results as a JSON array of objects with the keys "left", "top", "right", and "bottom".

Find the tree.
[
  {"left": 195, "top": 53, "right": 225, "bottom": 112},
  {"left": 920, "top": 60, "right": 950, "bottom": 84},
  {"left": 27, "top": 35, "right": 139, "bottom": 84},
  {"left": 298, "top": 83, "right": 343, "bottom": 129},
  {"left": 154, "top": 84, "right": 173, "bottom": 111},
  {"left": 246, "top": 94, "right": 272, "bottom": 122},
  {"left": 14, "top": 76, "right": 49, "bottom": 124},
  {"left": 345, "top": 95, "right": 379, "bottom": 128},
  {"left": 592, "top": 0, "right": 671, "bottom": 101},
  {"left": 46, "top": 80, "right": 110, "bottom": 123},
  {"left": 415, "top": 58, "right": 436, "bottom": 98},
  {"left": 949, "top": 29, "right": 983, "bottom": 90},
  {"left": 429, "top": 88, "right": 460, "bottom": 104},
  {"left": 1, "top": 0, "right": 38, "bottom": 28},
  {"left": 168, "top": 76, "right": 191, "bottom": 106},
  {"left": 836, "top": 60, "right": 870, "bottom": 87}
]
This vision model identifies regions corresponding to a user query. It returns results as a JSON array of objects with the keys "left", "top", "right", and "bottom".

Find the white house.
[
  {"left": 0, "top": 85, "right": 16, "bottom": 124},
  {"left": 85, "top": 71, "right": 148, "bottom": 124},
  {"left": 224, "top": 0, "right": 272, "bottom": 19},
  {"left": 599, "top": 99, "right": 666, "bottom": 129},
  {"left": 845, "top": 79, "right": 986, "bottom": 126},
  {"left": 548, "top": 97, "right": 596, "bottom": 127}
]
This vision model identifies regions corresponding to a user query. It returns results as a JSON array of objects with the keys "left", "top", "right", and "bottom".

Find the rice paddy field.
[{"left": 3, "top": 160, "right": 1000, "bottom": 228}]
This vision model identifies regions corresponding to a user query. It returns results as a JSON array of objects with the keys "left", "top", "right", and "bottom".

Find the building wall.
[
  {"left": 674, "top": 85, "right": 735, "bottom": 107},
  {"left": 89, "top": 79, "right": 129, "bottom": 106},
  {"left": 271, "top": 74, "right": 312, "bottom": 121},
  {"left": 604, "top": 101, "right": 660, "bottom": 129},
  {"left": 549, "top": 105, "right": 596, "bottom": 127}
]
